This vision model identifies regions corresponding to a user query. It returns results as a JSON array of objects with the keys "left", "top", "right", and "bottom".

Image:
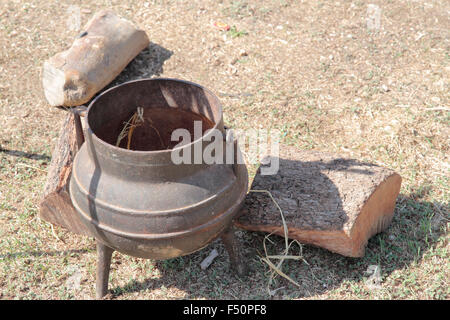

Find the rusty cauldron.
[{"left": 69, "top": 78, "right": 249, "bottom": 298}]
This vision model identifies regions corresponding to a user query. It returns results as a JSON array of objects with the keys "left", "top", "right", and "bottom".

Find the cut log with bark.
[
  {"left": 235, "top": 148, "right": 402, "bottom": 257},
  {"left": 42, "top": 9, "right": 150, "bottom": 107},
  {"left": 39, "top": 112, "right": 89, "bottom": 235}
]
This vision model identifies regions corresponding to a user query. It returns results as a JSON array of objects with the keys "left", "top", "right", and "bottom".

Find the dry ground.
[{"left": 0, "top": 0, "right": 449, "bottom": 299}]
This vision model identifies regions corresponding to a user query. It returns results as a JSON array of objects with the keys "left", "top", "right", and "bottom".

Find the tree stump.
[
  {"left": 235, "top": 149, "right": 402, "bottom": 257},
  {"left": 39, "top": 112, "right": 89, "bottom": 235},
  {"left": 42, "top": 9, "right": 149, "bottom": 107}
]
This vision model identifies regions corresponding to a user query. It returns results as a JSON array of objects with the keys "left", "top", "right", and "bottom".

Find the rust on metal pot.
[{"left": 68, "top": 78, "right": 249, "bottom": 297}]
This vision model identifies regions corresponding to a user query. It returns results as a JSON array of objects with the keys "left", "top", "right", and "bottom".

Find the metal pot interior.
[{"left": 86, "top": 78, "right": 224, "bottom": 151}]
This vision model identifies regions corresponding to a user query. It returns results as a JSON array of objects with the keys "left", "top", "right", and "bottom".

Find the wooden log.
[
  {"left": 42, "top": 9, "right": 149, "bottom": 107},
  {"left": 235, "top": 149, "right": 402, "bottom": 257},
  {"left": 39, "top": 112, "right": 89, "bottom": 235}
]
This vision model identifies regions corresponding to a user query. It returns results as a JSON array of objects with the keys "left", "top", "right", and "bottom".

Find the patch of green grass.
[
  {"left": 227, "top": 25, "right": 248, "bottom": 38},
  {"left": 0, "top": 0, "right": 449, "bottom": 301},
  {"left": 161, "top": 256, "right": 186, "bottom": 270}
]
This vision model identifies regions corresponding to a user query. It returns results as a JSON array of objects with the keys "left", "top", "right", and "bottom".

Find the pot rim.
[{"left": 85, "top": 77, "right": 224, "bottom": 155}]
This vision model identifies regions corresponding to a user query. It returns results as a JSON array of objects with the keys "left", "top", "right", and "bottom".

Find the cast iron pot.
[{"left": 69, "top": 78, "right": 248, "bottom": 297}]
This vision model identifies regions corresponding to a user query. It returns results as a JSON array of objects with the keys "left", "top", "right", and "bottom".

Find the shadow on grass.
[
  {"left": 108, "top": 193, "right": 447, "bottom": 299},
  {"left": 94, "top": 42, "right": 173, "bottom": 100},
  {"left": 107, "top": 157, "right": 447, "bottom": 299},
  {"left": 279, "top": 193, "right": 449, "bottom": 298},
  {"left": 0, "top": 248, "right": 91, "bottom": 260},
  {"left": 0, "top": 147, "right": 51, "bottom": 161},
  {"left": 111, "top": 42, "right": 174, "bottom": 85}
]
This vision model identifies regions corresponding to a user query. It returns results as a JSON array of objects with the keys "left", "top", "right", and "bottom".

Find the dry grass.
[{"left": 0, "top": 0, "right": 448, "bottom": 300}]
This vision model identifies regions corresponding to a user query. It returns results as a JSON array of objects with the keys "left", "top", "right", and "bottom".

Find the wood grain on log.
[
  {"left": 42, "top": 10, "right": 149, "bottom": 107},
  {"left": 235, "top": 149, "right": 402, "bottom": 257},
  {"left": 39, "top": 113, "right": 89, "bottom": 235}
]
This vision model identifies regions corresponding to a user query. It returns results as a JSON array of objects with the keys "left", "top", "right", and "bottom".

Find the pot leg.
[
  {"left": 96, "top": 241, "right": 114, "bottom": 299},
  {"left": 221, "top": 227, "right": 248, "bottom": 277}
]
